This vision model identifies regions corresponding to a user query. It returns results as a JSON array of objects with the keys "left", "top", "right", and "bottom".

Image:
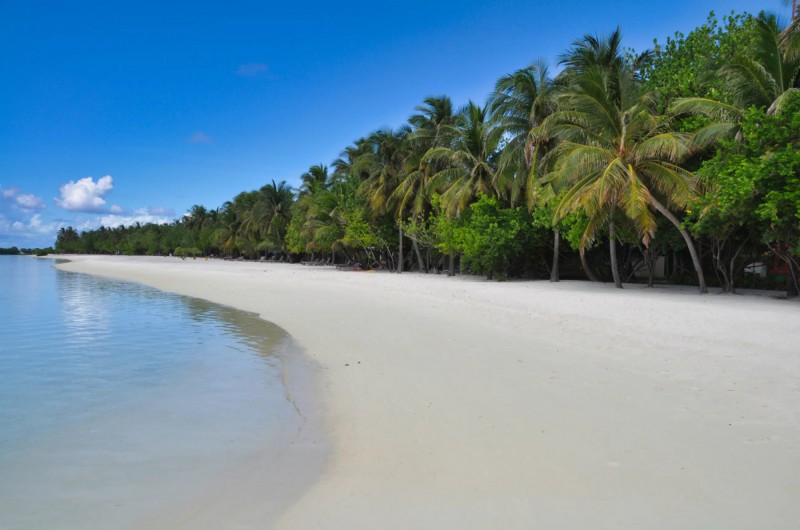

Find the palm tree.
[
  {"left": 488, "top": 60, "right": 562, "bottom": 279},
  {"left": 781, "top": 5, "right": 800, "bottom": 60},
  {"left": 427, "top": 101, "right": 503, "bottom": 217},
  {"left": 357, "top": 127, "right": 412, "bottom": 271},
  {"left": 394, "top": 96, "right": 457, "bottom": 272},
  {"left": 546, "top": 62, "right": 708, "bottom": 293},
  {"left": 552, "top": 28, "right": 632, "bottom": 287},
  {"left": 357, "top": 128, "right": 410, "bottom": 215},
  {"left": 332, "top": 138, "right": 372, "bottom": 184},
  {"left": 488, "top": 61, "right": 557, "bottom": 204},
  {"left": 298, "top": 164, "right": 330, "bottom": 196},
  {"left": 220, "top": 191, "right": 259, "bottom": 258},
  {"left": 184, "top": 204, "right": 208, "bottom": 232},
  {"left": 257, "top": 180, "right": 295, "bottom": 253}
]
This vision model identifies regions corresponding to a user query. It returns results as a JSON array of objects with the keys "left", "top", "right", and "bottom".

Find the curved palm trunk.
[
  {"left": 649, "top": 195, "right": 708, "bottom": 294},
  {"left": 580, "top": 249, "right": 601, "bottom": 282},
  {"left": 412, "top": 238, "right": 426, "bottom": 272},
  {"left": 397, "top": 224, "right": 404, "bottom": 273},
  {"left": 609, "top": 216, "right": 623, "bottom": 289},
  {"left": 550, "top": 229, "right": 560, "bottom": 282}
]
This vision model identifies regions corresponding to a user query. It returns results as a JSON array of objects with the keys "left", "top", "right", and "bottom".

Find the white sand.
[{"left": 56, "top": 255, "right": 800, "bottom": 529}]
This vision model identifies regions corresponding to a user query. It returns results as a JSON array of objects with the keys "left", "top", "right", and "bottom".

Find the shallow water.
[{"left": 0, "top": 256, "right": 302, "bottom": 529}]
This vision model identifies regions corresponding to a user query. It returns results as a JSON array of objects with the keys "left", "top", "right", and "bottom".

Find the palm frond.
[
  {"left": 767, "top": 87, "right": 800, "bottom": 114},
  {"left": 639, "top": 161, "right": 697, "bottom": 208},
  {"left": 690, "top": 122, "right": 742, "bottom": 148},
  {"left": 619, "top": 169, "right": 657, "bottom": 244},
  {"left": 634, "top": 132, "right": 691, "bottom": 162},
  {"left": 668, "top": 98, "right": 743, "bottom": 122}
]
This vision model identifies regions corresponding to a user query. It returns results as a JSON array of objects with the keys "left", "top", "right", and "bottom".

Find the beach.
[{"left": 56, "top": 255, "right": 800, "bottom": 529}]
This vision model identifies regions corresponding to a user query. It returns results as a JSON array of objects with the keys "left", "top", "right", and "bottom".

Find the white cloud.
[
  {"left": 97, "top": 213, "right": 171, "bottom": 228},
  {"left": 188, "top": 132, "right": 213, "bottom": 144},
  {"left": 109, "top": 205, "right": 123, "bottom": 213},
  {"left": 16, "top": 193, "right": 45, "bottom": 210},
  {"left": 0, "top": 212, "right": 62, "bottom": 240},
  {"left": 235, "top": 63, "right": 268, "bottom": 77},
  {"left": 55, "top": 175, "right": 114, "bottom": 212},
  {"left": 134, "top": 206, "right": 174, "bottom": 217},
  {"left": 1, "top": 186, "right": 42, "bottom": 208}
]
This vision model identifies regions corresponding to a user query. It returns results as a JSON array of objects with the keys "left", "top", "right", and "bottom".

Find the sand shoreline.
[{"left": 56, "top": 255, "right": 800, "bottom": 529}]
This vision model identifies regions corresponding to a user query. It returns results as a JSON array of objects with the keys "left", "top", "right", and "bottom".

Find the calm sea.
[{"left": 0, "top": 256, "right": 302, "bottom": 529}]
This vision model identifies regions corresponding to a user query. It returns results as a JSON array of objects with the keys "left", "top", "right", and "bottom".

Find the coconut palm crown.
[
  {"left": 426, "top": 102, "right": 503, "bottom": 217},
  {"left": 487, "top": 59, "right": 558, "bottom": 208},
  {"left": 545, "top": 61, "right": 708, "bottom": 291}
]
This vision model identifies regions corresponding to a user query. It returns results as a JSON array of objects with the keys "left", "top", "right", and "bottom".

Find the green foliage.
[
  {"left": 285, "top": 201, "right": 312, "bottom": 254},
  {"left": 642, "top": 11, "right": 756, "bottom": 105},
  {"left": 401, "top": 213, "right": 439, "bottom": 252},
  {"left": 693, "top": 91, "right": 800, "bottom": 264},
  {"left": 559, "top": 211, "right": 593, "bottom": 252},
  {"left": 173, "top": 247, "right": 202, "bottom": 259},
  {"left": 342, "top": 206, "right": 381, "bottom": 250},
  {"left": 445, "top": 195, "right": 534, "bottom": 279}
]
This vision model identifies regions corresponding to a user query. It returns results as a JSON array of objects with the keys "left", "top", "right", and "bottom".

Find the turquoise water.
[{"left": 0, "top": 256, "right": 301, "bottom": 529}]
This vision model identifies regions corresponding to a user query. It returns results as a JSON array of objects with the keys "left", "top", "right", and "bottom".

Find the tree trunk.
[
  {"left": 412, "top": 238, "right": 426, "bottom": 273},
  {"left": 609, "top": 216, "right": 623, "bottom": 289},
  {"left": 787, "top": 260, "right": 799, "bottom": 298},
  {"left": 410, "top": 214, "right": 427, "bottom": 273},
  {"left": 580, "top": 249, "right": 601, "bottom": 282},
  {"left": 448, "top": 251, "right": 455, "bottom": 277},
  {"left": 550, "top": 229, "right": 560, "bottom": 282},
  {"left": 649, "top": 195, "right": 708, "bottom": 294},
  {"left": 397, "top": 225, "right": 404, "bottom": 274},
  {"left": 711, "top": 240, "right": 732, "bottom": 293}
]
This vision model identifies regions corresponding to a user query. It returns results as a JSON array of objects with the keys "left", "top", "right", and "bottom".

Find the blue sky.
[{"left": 0, "top": 0, "right": 784, "bottom": 247}]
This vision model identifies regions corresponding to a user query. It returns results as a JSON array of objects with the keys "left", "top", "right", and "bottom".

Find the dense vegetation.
[
  {"left": 0, "top": 247, "right": 53, "bottom": 256},
  {"left": 55, "top": 11, "right": 800, "bottom": 295}
]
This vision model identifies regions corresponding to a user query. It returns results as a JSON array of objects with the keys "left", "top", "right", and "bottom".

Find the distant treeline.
[
  {"left": 56, "top": 11, "right": 800, "bottom": 295},
  {"left": 0, "top": 247, "right": 53, "bottom": 256}
]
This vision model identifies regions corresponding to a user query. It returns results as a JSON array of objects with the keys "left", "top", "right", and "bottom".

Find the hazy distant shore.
[{"left": 56, "top": 255, "right": 800, "bottom": 530}]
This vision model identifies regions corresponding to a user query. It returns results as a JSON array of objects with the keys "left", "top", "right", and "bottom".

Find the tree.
[
  {"left": 427, "top": 102, "right": 503, "bottom": 217},
  {"left": 548, "top": 39, "right": 708, "bottom": 292},
  {"left": 641, "top": 12, "right": 757, "bottom": 107},
  {"left": 55, "top": 227, "right": 81, "bottom": 253},
  {"left": 691, "top": 93, "right": 800, "bottom": 295},
  {"left": 395, "top": 95, "right": 457, "bottom": 272},
  {"left": 356, "top": 128, "right": 412, "bottom": 271},
  {"left": 488, "top": 60, "right": 562, "bottom": 279},
  {"left": 299, "top": 164, "right": 330, "bottom": 196},
  {"left": 440, "top": 194, "right": 532, "bottom": 280},
  {"left": 670, "top": 14, "right": 800, "bottom": 145}
]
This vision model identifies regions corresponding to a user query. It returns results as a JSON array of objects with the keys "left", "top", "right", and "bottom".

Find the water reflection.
[
  {"left": 0, "top": 257, "right": 299, "bottom": 530},
  {"left": 57, "top": 271, "right": 112, "bottom": 347},
  {"left": 183, "top": 296, "right": 285, "bottom": 358}
]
